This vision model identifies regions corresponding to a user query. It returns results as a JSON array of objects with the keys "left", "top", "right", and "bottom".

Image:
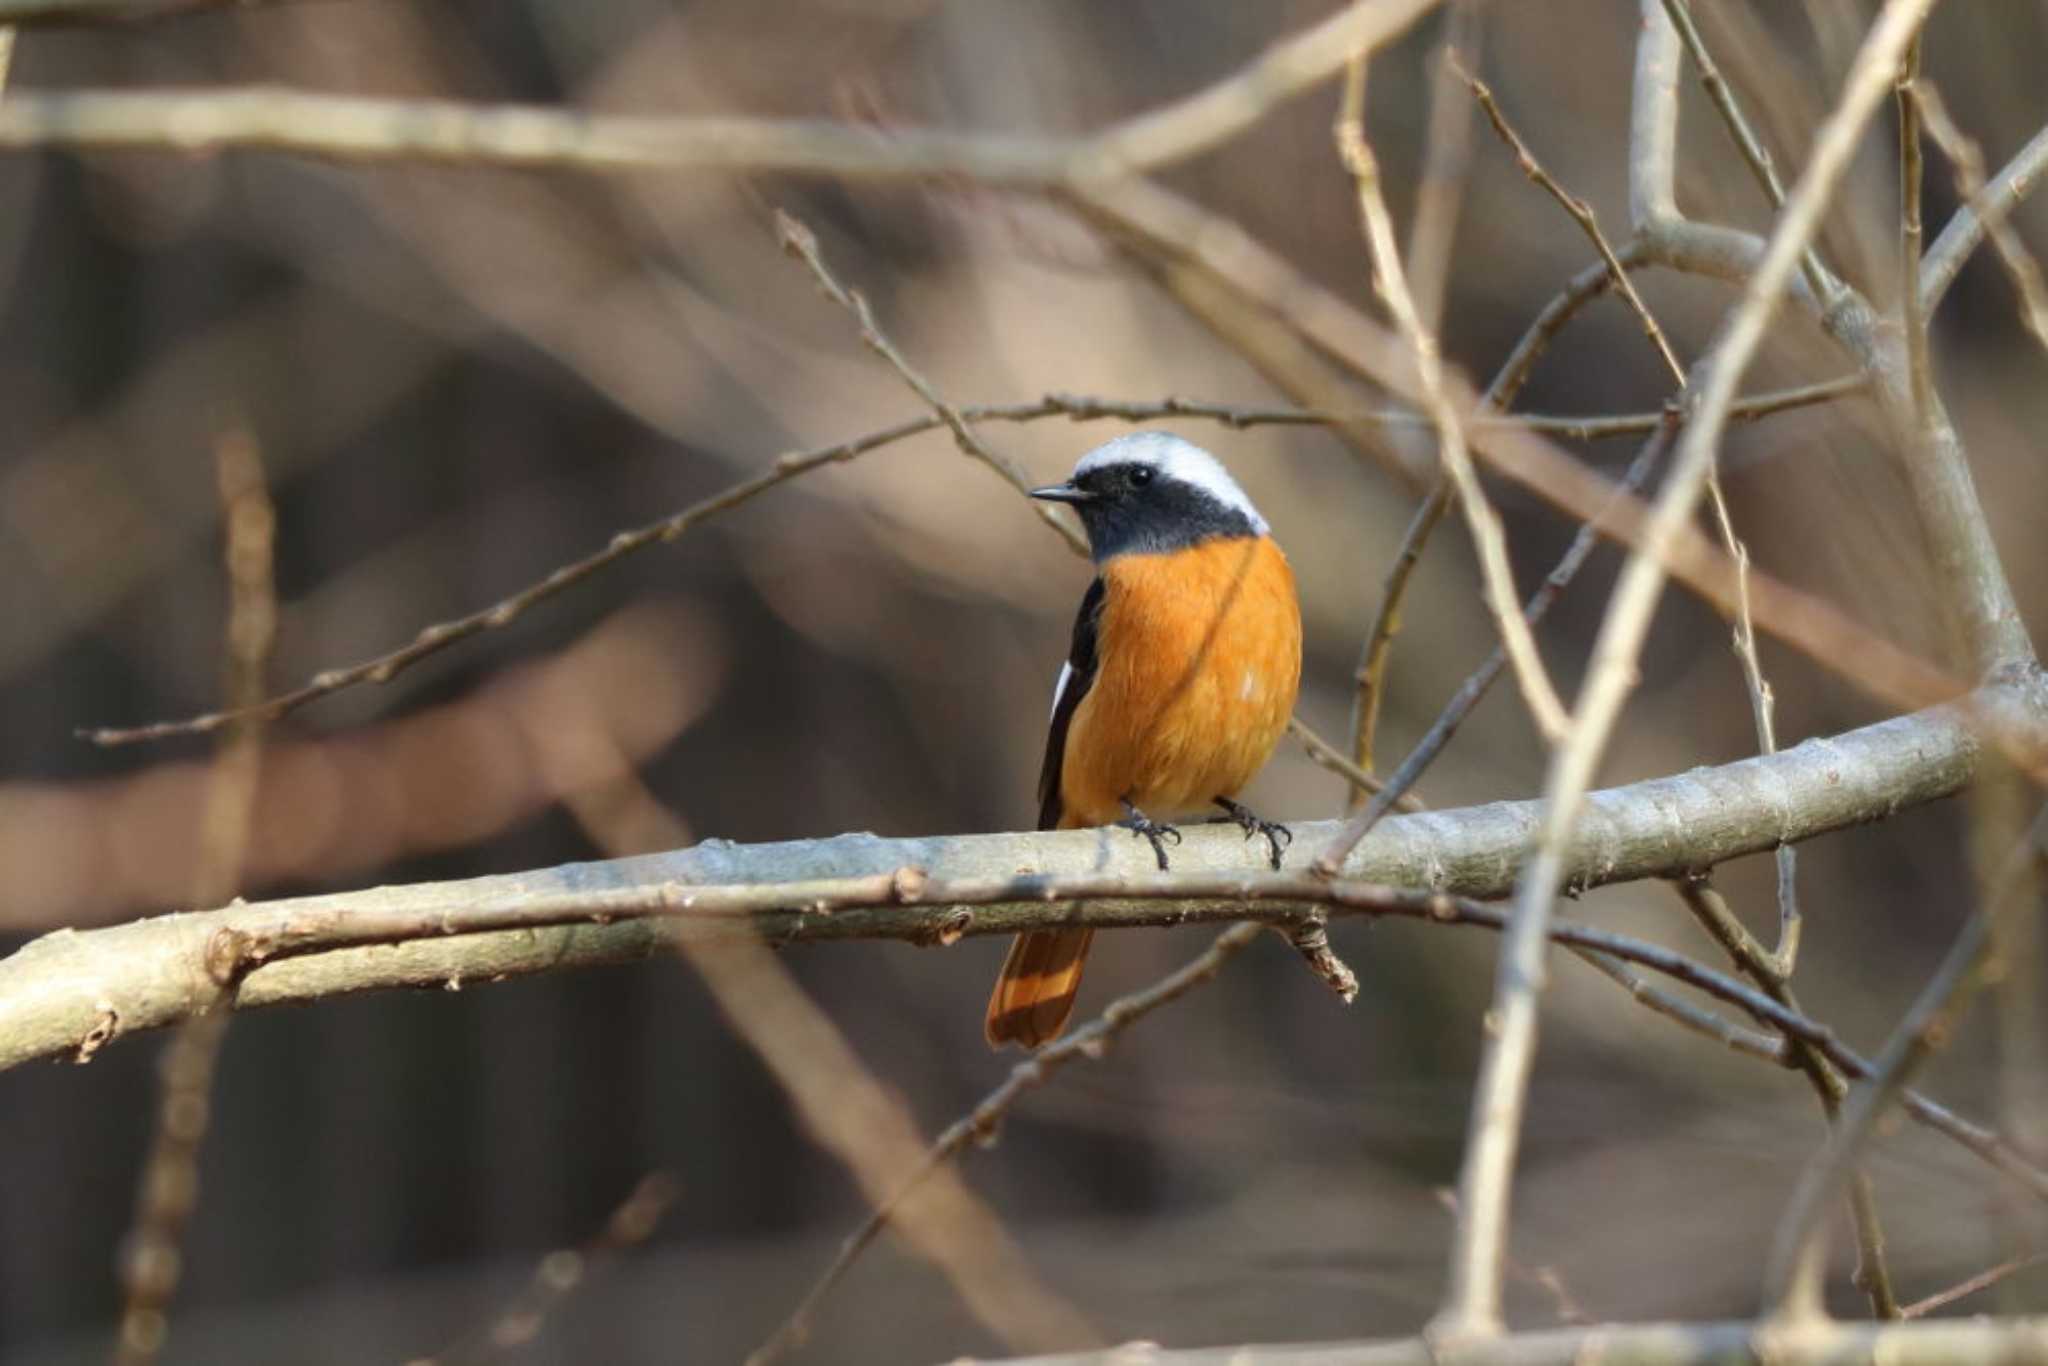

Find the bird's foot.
[
  {"left": 1212, "top": 797, "right": 1292, "bottom": 870},
  {"left": 1118, "top": 800, "right": 1181, "bottom": 870}
]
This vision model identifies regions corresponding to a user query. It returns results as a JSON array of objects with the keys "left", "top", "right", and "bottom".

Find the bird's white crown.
[{"left": 1072, "top": 433, "right": 1267, "bottom": 534}]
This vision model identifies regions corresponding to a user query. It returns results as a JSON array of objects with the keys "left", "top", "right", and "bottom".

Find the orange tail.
[{"left": 984, "top": 929, "right": 1095, "bottom": 1048}]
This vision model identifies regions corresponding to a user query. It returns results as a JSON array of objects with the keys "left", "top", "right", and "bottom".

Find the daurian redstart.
[{"left": 985, "top": 433, "right": 1302, "bottom": 1048}]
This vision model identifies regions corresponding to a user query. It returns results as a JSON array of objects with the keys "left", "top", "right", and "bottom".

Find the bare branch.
[
  {"left": 1677, "top": 879, "right": 1898, "bottom": 1318},
  {"left": 1460, "top": 55, "right": 1798, "bottom": 972},
  {"left": 0, "top": 688, "right": 2005, "bottom": 1054},
  {"left": 1336, "top": 54, "right": 1572, "bottom": 743},
  {"left": 114, "top": 427, "right": 276, "bottom": 1366},
  {"left": 1766, "top": 801, "right": 2048, "bottom": 1317},
  {"left": 1463, "top": 60, "right": 1683, "bottom": 384},
  {"left": 1900, "top": 38, "right": 1932, "bottom": 422},
  {"left": 1921, "top": 118, "right": 2048, "bottom": 311},
  {"left": 1655, "top": 0, "right": 1839, "bottom": 301},
  {"left": 1349, "top": 481, "right": 1452, "bottom": 799},
  {"left": 408, "top": 1172, "right": 680, "bottom": 1366},
  {"left": 751, "top": 922, "right": 1263, "bottom": 1366},
  {"left": 1315, "top": 414, "right": 1679, "bottom": 876},
  {"left": 702, "top": 926, "right": 1098, "bottom": 1361},
  {"left": 1404, "top": 0, "right": 1482, "bottom": 335},
  {"left": 0, "top": 2, "right": 1443, "bottom": 181},
  {"left": 61, "top": 390, "right": 1353, "bottom": 746},
  {"left": 1433, "top": 1, "right": 1941, "bottom": 1336},
  {"left": 962, "top": 1316, "right": 2048, "bottom": 1364},
  {"left": 1343, "top": 1, "right": 1484, "bottom": 786},
  {"left": 776, "top": 212, "right": 1087, "bottom": 557},
  {"left": 0, "top": 0, "right": 289, "bottom": 20},
  {"left": 1914, "top": 81, "right": 2048, "bottom": 356},
  {"left": 1900, "top": 1250, "right": 2048, "bottom": 1320},
  {"left": 1285, "top": 716, "right": 1428, "bottom": 814},
  {"left": 1621, "top": 3, "right": 2032, "bottom": 678},
  {"left": 1568, "top": 948, "right": 1785, "bottom": 1065},
  {"left": 1075, "top": 178, "right": 1967, "bottom": 721}
]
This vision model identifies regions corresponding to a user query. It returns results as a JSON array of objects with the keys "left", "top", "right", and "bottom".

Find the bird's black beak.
[{"left": 1029, "top": 481, "right": 1096, "bottom": 504}]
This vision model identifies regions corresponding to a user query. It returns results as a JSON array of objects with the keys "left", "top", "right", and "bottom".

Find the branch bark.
[
  {"left": 0, "top": 688, "right": 2014, "bottom": 1074},
  {"left": 963, "top": 1315, "right": 2048, "bottom": 1365},
  {"left": 0, "top": 1, "right": 1442, "bottom": 179}
]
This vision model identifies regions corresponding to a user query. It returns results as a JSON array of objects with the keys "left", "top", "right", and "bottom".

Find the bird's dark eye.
[{"left": 1129, "top": 466, "right": 1155, "bottom": 488}]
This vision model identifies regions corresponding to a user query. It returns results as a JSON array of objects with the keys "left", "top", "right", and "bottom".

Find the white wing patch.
[{"left": 1050, "top": 661, "right": 1075, "bottom": 722}]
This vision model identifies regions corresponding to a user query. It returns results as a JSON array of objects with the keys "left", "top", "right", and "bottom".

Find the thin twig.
[
  {"left": 1404, "top": 0, "right": 1482, "bottom": 335},
  {"left": 1657, "top": 0, "right": 1837, "bottom": 302},
  {"left": 1286, "top": 716, "right": 1427, "bottom": 813},
  {"left": 1343, "top": 1, "right": 1482, "bottom": 791},
  {"left": 1077, "top": 178, "right": 1967, "bottom": 730},
  {"left": 1283, "top": 915, "right": 1360, "bottom": 1003},
  {"left": 1766, "top": 799, "right": 2048, "bottom": 1319},
  {"left": 75, "top": 378, "right": 1858, "bottom": 747},
  {"left": 1900, "top": 1250, "right": 2048, "bottom": 1320},
  {"left": 1570, "top": 947, "right": 1786, "bottom": 1064},
  {"left": 1314, "top": 412, "right": 1680, "bottom": 877},
  {"left": 1920, "top": 117, "right": 2048, "bottom": 313},
  {"left": 776, "top": 211, "right": 1088, "bottom": 557},
  {"left": 113, "top": 427, "right": 276, "bottom": 1366},
  {"left": 1913, "top": 80, "right": 2048, "bottom": 358},
  {"left": 1638, "top": 0, "right": 2031, "bottom": 679},
  {"left": 1433, "top": 1, "right": 1940, "bottom": 1336},
  {"left": 1434, "top": 1189, "right": 1593, "bottom": 1328},
  {"left": 1676, "top": 878, "right": 1793, "bottom": 987},
  {"left": 544, "top": 707, "right": 1094, "bottom": 1362},
  {"left": 1462, "top": 52, "right": 1799, "bottom": 966},
  {"left": 750, "top": 921, "right": 1265, "bottom": 1366},
  {"left": 1677, "top": 878, "right": 1897, "bottom": 1318},
  {"left": 1460, "top": 59, "right": 1684, "bottom": 383},
  {"left": 78, "top": 411, "right": 972, "bottom": 745},
  {"left": 407, "top": 1173, "right": 682, "bottom": 1366},
  {"left": 1336, "top": 54, "right": 1572, "bottom": 744},
  {"left": 1900, "top": 38, "right": 1931, "bottom": 421},
  {"left": 1348, "top": 480, "right": 1450, "bottom": 803},
  {"left": 70, "top": 376, "right": 1863, "bottom": 751},
  {"left": 83, "top": 387, "right": 1647, "bottom": 747}
]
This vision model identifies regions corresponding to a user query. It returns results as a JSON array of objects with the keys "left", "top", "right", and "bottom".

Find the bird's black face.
[{"left": 1030, "top": 461, "right": 1260, "bottom": 561}]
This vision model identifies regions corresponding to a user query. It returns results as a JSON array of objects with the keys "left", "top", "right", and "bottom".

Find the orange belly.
[{"left": 1059, "top": 535, "right": 1301, "bottom": 827}]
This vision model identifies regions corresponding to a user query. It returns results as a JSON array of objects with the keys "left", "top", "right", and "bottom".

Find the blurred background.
[{"left": 1, "top": 1, "right": 2046, "bottom": 1361}]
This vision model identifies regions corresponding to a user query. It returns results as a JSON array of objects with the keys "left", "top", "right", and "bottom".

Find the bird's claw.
[
  {"left": 1118, "top": 801, "right": 1181, "bottom": 871},
  {"left": 1213, "top": 798, "right": 1292, "bottom": 870}
]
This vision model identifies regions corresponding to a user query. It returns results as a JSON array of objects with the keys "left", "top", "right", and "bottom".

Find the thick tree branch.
[
  {"left": 0, "top": 1, "right": 1442, "bottom": 179},
  {"left": 0, "top": 689, "right": 2009, "bottom": 1075},
  {"left": 966, "top": 1316, "right": 2048, "bottom": 1365}
]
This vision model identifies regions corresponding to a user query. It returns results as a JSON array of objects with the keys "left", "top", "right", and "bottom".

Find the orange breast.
[{"left": 1059, "top": 535, "right": 1301, "bottom": 828}]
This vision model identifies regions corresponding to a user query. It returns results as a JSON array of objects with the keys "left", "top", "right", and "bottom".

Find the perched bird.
[{"left": 985, "top": 433, "right": 1302, "bottom": 1049}]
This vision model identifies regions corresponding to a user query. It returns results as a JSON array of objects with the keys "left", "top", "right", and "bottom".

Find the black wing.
[{"left": 1037, "top": 577, "right": 1105, "bottom": 830}]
